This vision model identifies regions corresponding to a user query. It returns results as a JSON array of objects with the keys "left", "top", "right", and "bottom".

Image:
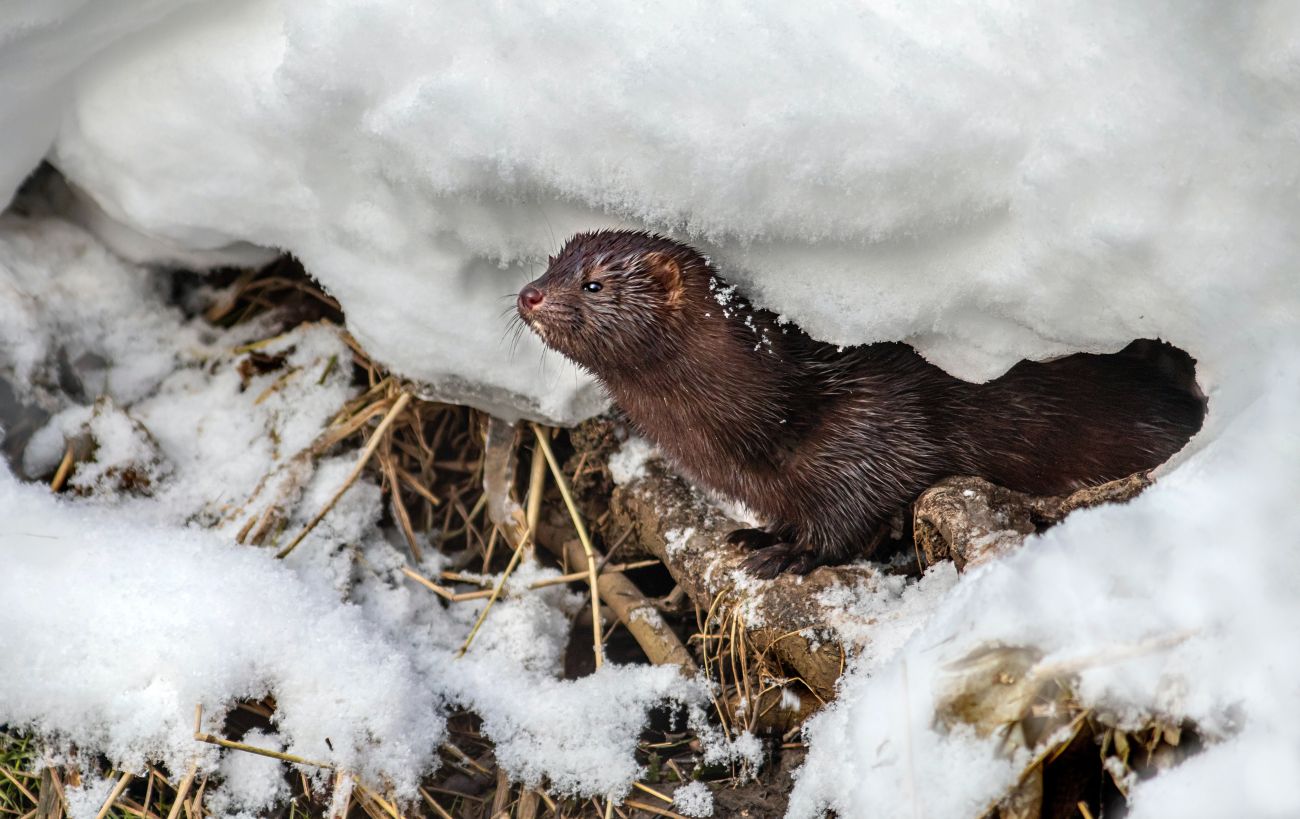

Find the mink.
[{"left": 516, "top": 230, "right": 1205, "bottom": 578}]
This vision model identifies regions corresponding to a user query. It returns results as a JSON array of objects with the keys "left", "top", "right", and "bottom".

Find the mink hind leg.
[
  {"left": 731, "top": 524, "right": 815, "bottom": 578},
  {"left": 737, "top": 510, "right": 884, "bottom": 579},
  {"left": 739, "top": 541, "right": 823, "bottom": 579}
]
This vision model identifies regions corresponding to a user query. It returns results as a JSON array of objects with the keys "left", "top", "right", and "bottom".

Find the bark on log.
[
  {"left": 611, "top": 461, "right": 876, "bottom": 703},
  {"left": 914, "top": 473, "right": 1152, "bottom": 572}
]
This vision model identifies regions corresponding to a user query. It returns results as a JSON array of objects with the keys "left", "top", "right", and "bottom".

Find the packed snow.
[{"left": 2, "top": 0, "right": 1299, "bottom": 816}]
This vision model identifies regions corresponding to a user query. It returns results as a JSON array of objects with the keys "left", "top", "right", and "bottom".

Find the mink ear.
[{"left": 642, "top": 251, "right": 682, "bottom": 293}]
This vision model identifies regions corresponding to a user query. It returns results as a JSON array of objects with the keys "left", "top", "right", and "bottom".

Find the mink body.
[{"left": 517, "top": 230, "right": 1205, "bottom": 577}]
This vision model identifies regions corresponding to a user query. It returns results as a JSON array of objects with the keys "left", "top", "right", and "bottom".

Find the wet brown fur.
[{"left": 518, "top": 230, "right": 1206, "bottom": 577}]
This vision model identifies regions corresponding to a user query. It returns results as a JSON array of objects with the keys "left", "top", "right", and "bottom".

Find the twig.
[
  {"left": 381, "top": 438, "right": 424, "bottom": 563},
  {"left": 164, "top": 763, "right": 198, "bottom": 819},
  {"left": 515, "top": 790, "right": 540, "bottom": 819},
  {"left": 417, "top": 789, "right": 454, "bottom": 819},
  {"left": 624, "top": 800, "right": 689, "bottom": 819},
  {"left": 537, "top": 523, "right": 694, "bottom": 677},
  {"left": 457, "top": 432, "right": 547, "bottom": 655},
  {"left": 530, "top": 423, "right": 605, "bottom": 668},
  {"left": 141, "top": 768, "right": 154, "bottom": 819},
  {"left": 429, "top": 560, "right": 660, "bottom": 594},
  {"left": 396, "top": 467, "right": 441, "bottom": 506},
  {"left": 49, "top": 441, "right": 76, "bottom": 493},
  {"left": 440, "top": 743, "right": 490, "bottom": 776},
  {"left": 401, "top": 568, "right": 458, "bottom": 601},
  {"left": 632, "top": 782, "right": 673, "bottom": 804},
  {"left": 525, "top": 438, "right": 547, "bottom": 535},
  {"left": 253, "top": 367, "right": 301, "bottom": 404},
  {"left": 196, "top": 707, "right": 332, "bottom": 774},
  {"left": 316, "top": 398, "right": 396, "bottom": 455},
  {"left": 95, "top": 772, "right": 134, "bottom": 819},
  {"left": 490, "top": 771, "right": 511, "bottom": 818},
  {"left": 188, "top": 776, "right": 207, "bottom": 819},
  {"left": 457, "top": 521, "right": 532, "bottom": 656},
  {"left": 479, "top": 526, "right": 498, "bottom": 574},
  {"left": 528, "top": 560, "right": 660, "bottom": 589},
  {"left": 193, "top": 733, "right": 332, "bottom": 769},
  {"left": 350, "top": 785, "right": 387, "bottom": 819},
  {"left": 277, "top": 392, "right": 412, "bottom": 559},
  {"left": 41, "top": 760, "right": 69, "bottom": 816},
  {"left": 328, "top": 376, "right": 394, "bottom": 425},
  {"left": 444, "top": 493, "right": 487, "bottom": 542},
  {"left": 365, "top": 790, "right": 402, "bottom": 819}
]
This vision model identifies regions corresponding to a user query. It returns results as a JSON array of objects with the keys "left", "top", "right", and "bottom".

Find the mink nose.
[{"left": 518, "top": 285, "right": 544, "bottom": 312}]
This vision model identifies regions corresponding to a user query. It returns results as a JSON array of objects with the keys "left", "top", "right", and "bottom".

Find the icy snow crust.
[{"left": 1, "top": 0, "right": 1299, "bottom": 815}]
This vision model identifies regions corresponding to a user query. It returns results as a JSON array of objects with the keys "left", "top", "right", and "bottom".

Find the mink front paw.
[
  {"left": 725, "top": 527, "right": 777, "bottom": 551},
  {"left": 739, "top": 542, "right": 820, "bottom": 579}
]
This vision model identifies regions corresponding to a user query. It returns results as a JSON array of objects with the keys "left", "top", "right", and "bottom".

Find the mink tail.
[{"left": 964, "top": 339, "right": 1205, "bottom": 496}]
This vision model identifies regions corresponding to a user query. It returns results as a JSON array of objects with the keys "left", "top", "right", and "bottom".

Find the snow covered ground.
[
  {"left": 2, "top": 0, "right": 1299, "bottom": 816},
  {"left": 0, "top": 212, "right": 713, "bottom": 810}
]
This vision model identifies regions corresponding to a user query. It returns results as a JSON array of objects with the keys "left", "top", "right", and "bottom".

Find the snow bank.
[
  {"left": 34, "top": 0, "right": 1296, "bottom": 421},
  {"left": 0, "top": 1, "right": 208, "bottom": 207}
]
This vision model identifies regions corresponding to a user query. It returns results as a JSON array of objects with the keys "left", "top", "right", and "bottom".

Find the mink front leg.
[{"left": 724, "top": 524, "right": 797, "bottom": 551}]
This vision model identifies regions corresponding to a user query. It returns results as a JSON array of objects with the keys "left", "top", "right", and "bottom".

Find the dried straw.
[
  {"left": 277, "top": 392, "right": 412, "bottom": 559},
  {"left": 530, "top": 422, "right": 605, "bottom": 668}
]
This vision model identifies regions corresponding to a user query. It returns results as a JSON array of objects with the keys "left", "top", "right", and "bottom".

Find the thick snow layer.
[
  {"left": 0, "top": 1, "right": 212, "bottom": 208},
  {"left": 28, "top": 0, "right": 1296, "bottom": 421}
]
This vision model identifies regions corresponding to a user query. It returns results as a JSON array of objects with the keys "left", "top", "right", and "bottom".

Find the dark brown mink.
[{"left": 516, "top": 230, "right": 1206, "bottom": 578}]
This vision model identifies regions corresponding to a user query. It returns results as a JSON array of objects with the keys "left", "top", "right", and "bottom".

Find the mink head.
[{"left": 517, "top": 230, "right": 708, "bottom": 372}]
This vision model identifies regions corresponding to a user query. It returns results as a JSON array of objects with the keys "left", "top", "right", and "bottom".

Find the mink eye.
[{"left": 583, "top": 281, "right": 603, "bottom": 293}]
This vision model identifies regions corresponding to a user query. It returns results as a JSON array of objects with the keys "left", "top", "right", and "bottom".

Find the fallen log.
[
  {"left": 610, "top": 456, "right": 1157, "bottom": 730},
  {"left": 611, "top": 461, "right": 868, "bottom": 712},
  {"left": 914, "top": 473, "right": 1152, "bottom": 572}
]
